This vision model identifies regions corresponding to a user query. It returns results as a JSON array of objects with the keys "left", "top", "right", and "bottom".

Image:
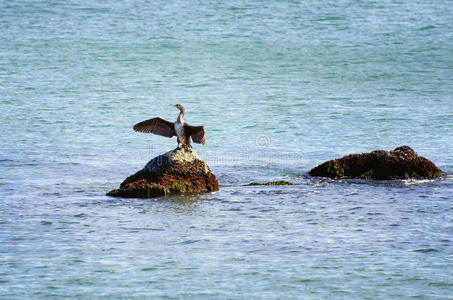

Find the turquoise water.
[{"left": 1, "top": 0, "right": 453, "bottom": 298}]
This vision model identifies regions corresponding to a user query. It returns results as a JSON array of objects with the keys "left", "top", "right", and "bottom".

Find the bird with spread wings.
[{"left": 133, "top": 104, "right": 206, "bottom": 149}]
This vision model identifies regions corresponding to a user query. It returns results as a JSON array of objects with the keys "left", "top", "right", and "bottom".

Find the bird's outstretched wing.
[
  {"left": 185, "top": 125, "right": 206, "bottom": 145},
  {"left": 133, "top": 117, "right": 176, "bottom": 138}
]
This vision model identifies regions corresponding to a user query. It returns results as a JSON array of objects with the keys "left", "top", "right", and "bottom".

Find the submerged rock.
[
  {"left": 246, "top": 180, "right": 294, "bottom": 186},
  {"left": 107, "top": 148, "right": 219, "bottom": 198},
  {"left": 309, "top": 146, "right": 442, "bottom": 180}
]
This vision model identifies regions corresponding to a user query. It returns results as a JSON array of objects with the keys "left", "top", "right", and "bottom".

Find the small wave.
[
  {"left": 413, "top": 248, "right": 439, "bottom": 253},
  {"left": 179, "top": 239, "right": 200, "bottom": 245},
  {"left": 420, "top": 25, "right": 436, "bottom": 31},
  {"left": 308, "top": 176, "right": 448, "bottom": 188},
  {"left": 402, "top": 178, "right": 438, "bottom": 186},
  {"left": 445, "top": 174, "right": 453, "bottom": 180},
  {"left": 73, "top": 213, "right": 87, "bottom": 218},
  {"left": 141, "top": 267, "right": 158, "bottom": 272}
]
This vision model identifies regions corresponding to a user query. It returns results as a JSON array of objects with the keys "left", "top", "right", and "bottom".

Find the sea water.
[{"left": 1, "top": 0, "right": 452, "bottom": 298}]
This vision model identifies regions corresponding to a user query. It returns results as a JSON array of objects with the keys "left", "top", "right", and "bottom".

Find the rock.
[
  {"left": 107, "top": 148, "right": 219, "bottom": 198},
  {"left": 309, "top": 146, "right": 442, "bottom": 180},
  {"left": 245, "top": 180, "right": 294, "bottom": 186}
]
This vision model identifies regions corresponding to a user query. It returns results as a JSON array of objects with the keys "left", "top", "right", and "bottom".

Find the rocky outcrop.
[
  {"left": 309, "top": 146, "right": 442, "bottom": 180},
  {"left": 107, "top": 148, "right": 219, "bottom": 198}
]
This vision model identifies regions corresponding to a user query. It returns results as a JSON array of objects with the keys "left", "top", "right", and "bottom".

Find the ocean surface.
[{"left": 1, "top": 0, "right": 452, "bottom": 298}]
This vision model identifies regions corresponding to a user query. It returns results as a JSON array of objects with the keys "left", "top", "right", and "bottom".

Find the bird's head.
[{"left": 171, "top": 104, "right": 185, "bottom": 113}]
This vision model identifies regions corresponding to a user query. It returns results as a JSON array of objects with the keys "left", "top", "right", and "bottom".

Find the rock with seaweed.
[
  {"left": 107, "top": 147, "right": 219, "bottom": 198},
  {"left": 309, "top": 146, "right": 442, "bottom": 180},
  {"left": 245, "top": 180, "right": 294, "bottom": 186}
]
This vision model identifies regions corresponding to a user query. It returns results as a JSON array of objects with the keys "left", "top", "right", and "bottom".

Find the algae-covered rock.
[
  {"left": 309, "top": 146, "right": 442, "bottom": 180},
  {"left": 246, "top": 180, "right": 294, "bottom": 186},
  {"left": 107, "top": 148, "right": 219, "bottom": 198}
]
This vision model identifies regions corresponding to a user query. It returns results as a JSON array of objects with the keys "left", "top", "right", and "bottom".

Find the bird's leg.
[{"left": 177, "top": 137, "right": 181, "bottom": 149}]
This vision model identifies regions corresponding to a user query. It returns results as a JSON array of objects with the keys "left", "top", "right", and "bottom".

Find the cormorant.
[{"left": 133, "top": 104, "right": 206, "bottom": 149}]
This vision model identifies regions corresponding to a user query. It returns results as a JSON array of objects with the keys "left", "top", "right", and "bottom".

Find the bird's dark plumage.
[
  {"left": 133, "top": 104, "right": 206, "bottom": 148},
  {"left": 184, "top": 125, "right": 206, "bottom": 145},
  {"left": 133, "top": 117, "right": 176, "bottom": 137}
]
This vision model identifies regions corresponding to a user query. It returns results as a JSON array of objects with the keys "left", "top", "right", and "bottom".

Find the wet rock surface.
[
  {"left": 309, "top": 146, "right": 442, "bottom": 180},
  {"left": 245, "top": 180, "right": 294, "bottom": 186},
  {"left": 107, "top": 148, "right": 219, "bottom": 198}
]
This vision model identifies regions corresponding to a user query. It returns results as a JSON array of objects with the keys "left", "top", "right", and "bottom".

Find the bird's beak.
[{"left": 170, "top": 104, "right": 176, "bottom": 107}]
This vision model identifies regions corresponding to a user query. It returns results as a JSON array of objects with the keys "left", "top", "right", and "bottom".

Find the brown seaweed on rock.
[
  {"left": 245, "top": 180, "right": 294, "bottom": 186},
  {"left": 309, "top": 146, "right": 442, "bottom": 180}
]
